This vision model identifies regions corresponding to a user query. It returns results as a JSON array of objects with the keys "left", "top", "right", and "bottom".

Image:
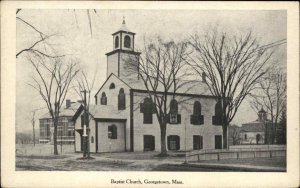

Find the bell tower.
[
  {"left": 258, "top": 107, "right": 267, "bottom": 121},
  {"left": 106, "top": 17, "right": 141, "bottom": 79}
]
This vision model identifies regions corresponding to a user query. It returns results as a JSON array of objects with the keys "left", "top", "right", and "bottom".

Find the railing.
[{"left": 186, "top": 145, "right": 286, "bottom": 162}]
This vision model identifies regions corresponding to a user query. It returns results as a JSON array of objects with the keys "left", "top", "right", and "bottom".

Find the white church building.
[{"left": 72, "top": 20, "right": 224, "bottom": 153}]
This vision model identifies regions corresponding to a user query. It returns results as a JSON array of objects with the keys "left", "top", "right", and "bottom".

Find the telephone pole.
[{"left": 81, "top": 89, "right": 90, "bottom": 158}]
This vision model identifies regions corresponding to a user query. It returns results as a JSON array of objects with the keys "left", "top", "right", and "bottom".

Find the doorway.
[
  {"left": 215, "top": 135, "right": 222, "bottom": 149},
  {"left": 144, "top": 135, "right": 155, "bottom": 151}
]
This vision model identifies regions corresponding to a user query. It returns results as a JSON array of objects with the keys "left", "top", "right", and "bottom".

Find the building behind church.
[
  {"left": 240, "top": 108, "right": 273, "bottom": 144},
  {"left": 73, "top": 20, "right": 226, "bottom": 153},
  {"left": 39, "top": 100, "right": 79, "bottom": 144}
]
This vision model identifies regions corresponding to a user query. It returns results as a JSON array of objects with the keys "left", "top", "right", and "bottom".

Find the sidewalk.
[{"left": 183, "top": 162, "right": 286, "bottom": 172}]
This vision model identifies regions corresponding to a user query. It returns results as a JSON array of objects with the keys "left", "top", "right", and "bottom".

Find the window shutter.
[
  {"left": 199, "top": 115, "right": 204, "bottom": 125},
  {"left": 190, "top": 115, "right": 194, "bottom": 124},
  {"left": 176, "top": 136, "right": 180, "bottom": 150},
  {"left": 177, "top": 114, "right": 181, "bottom": 124},
  {"left": 152, "top": 104, "right": 156, "bottom": 113},
  {"left": 166, "top": 114, "right": 170, "bottom": 124}
]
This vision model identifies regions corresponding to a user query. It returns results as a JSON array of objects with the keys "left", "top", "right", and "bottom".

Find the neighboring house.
[
  {"left": 240, "top": 108, "right": 271, "bottom": 144},
  {"left": 228, "top": 124, "right": 241, "bottom": 146},
  {"left": 39, "top": 100, "right": 79, "bottom": 144},
  {"left": 72, "top": 19, "right": 225, "bottom": 153}
]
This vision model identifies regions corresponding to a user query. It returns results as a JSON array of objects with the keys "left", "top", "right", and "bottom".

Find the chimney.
[
  {"left": 202, "top": 72, "right": 207, "bottom": 83},
  {"left": 66, "top": 99, "right": 71, "bottom": 109}
]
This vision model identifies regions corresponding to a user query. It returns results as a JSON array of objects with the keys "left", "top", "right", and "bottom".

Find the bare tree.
[
  {"left": 188, "top": 31, "right": 278, "bottom": 149},
  {"left": 229, "top": 124, "right": 241, "bottom": 145},
  {"left": 16, "top": 9, "right": 98, "bottom": 58},
  {"left": 16, "top": 10, "right": 64, "bottom": 59},
  {"left": 250, "top": 68, "right": 286, "bottom": 144},
  {"left": 126, "top": 38, "right": 191, "bottom": 156},
  {"left": 28, "top": 55, "right": 79, "bottom": 155},
  {"left": 73, "top": 67, "right": 98, "bottom": 158}
]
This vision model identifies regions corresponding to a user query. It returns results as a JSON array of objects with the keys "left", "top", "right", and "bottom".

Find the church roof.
[
  {"left": 241, "top": 123, "right": 265, "bottom": 132},
  {"left": 112, "top": 18, "right": 135, "bottom": 35},
  {"left": 88, "top": 104, "right": 127, "bottom": 120},
  {"left": 40, "top": 103, "right": 80, "bottom": 119},
  {"left": 123, "top": 77, "right": 212, "bottom": 96}
]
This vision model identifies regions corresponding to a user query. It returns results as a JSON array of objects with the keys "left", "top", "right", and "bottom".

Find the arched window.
[
  {"left": 115, "top": 36, "right": 119, "bottom": 48},
  {"left": 101, "top": 92, "right": 107, "bottom": 105},
  {"left": 109, "top": 83, "right": 115, "bottom": 89},
  {"left": 108, "top": 124, "right": 117, "bottom": 139},
  {"left": 191, "top": 101, "right": 204, "bottom": 125},
  {"left": 215, "top": 101, "right": 222, "bottom": 116},
  {"left": 118, "top": 88, "right": 126, "bottom": 110},
  {"left": 169, "top": 99, "right": 178, "bottom": 114},
  {"left": 124, "top": 35, "right": 131, "bottom": 48},
  {"left": 212, "top": 100, "right": 223, "bottom": 125},
  {"left": 244, "top": 134, "right": 247, "bottom": 140},
  {"left": 143, "top": 98, "right": 153, "bottom": 124},
  {"left": 193, "top": 101, "right": 201, "bottom": 115}
]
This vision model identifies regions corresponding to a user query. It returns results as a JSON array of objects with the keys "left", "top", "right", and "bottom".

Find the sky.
[{"left": 16, "top": 9, "right": 287, "bottom": 132}]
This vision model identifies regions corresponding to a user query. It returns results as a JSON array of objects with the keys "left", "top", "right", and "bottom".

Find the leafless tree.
[
  {"left": 229, "top": 124, "right": 241, "bottom": 145},
  {"left": 27, "top": 55, "right": 79, "bottom": 155},
  {"left": 125, "top": 38, "right": 191, "bottom": 156},
  {"left": 73, "top": 67, "right": 98, "bottom": 158},
  {"left": 188, "top": 31, "right": 278, "bottom": 149},
  {"left": 16, "top": 9, "right": 98, "bottom": 58},
  {"left": 250, "top": 68, "right": 286, "bottom": 144},
  {"left": 16, "top": 10, "right": 63, "bottom": 58}
]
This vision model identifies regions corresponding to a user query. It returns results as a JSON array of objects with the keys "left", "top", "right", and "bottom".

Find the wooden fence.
[{"left": 186, "top": 145, "right": 286, "bottom": 162}]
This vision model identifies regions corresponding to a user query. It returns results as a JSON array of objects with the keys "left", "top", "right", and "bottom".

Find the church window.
[
  {"left": 215, "top": 101, "right": 222, "bottom": 116},
  {"left": 101, "top": 92, "right": 107, "bottom": 105},
  {"left": 115, "top": 36, "right": 119, "bottom": 48},
  {"left": 108, "top": 124, "right": 117, "bottom": 139},
  {"left": 167, "top": 135, "right": 180, "bottom": 150},
  {"left": 169, "top": 99, "right": 181, "bottom": 124},
  {"left": 212, "top": 100, "right": 223, "bottom": 125},
  {"left": 118, "top": 88, "right": 126, "bottom": 110},
  {"left": 124, "top": 35, "right": 131, "bottom": 48},
  {"left": 109, "top": 83, "right": 115, "bottom": 89},
  {"left": 169, "top": 99, "right": 178, "bottom": 114},
  {"left": 191, "top": 101, "right": 204, "bottom": 125},
  {"left": 141, "top": 98, "right": 154, "bottom": 124}
]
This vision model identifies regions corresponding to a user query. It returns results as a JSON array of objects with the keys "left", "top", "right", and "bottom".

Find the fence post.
[
  {"left": 197, "top": 150, "right": 200, "bottom": 162},
  {"left": 217, "top": 152, "right": 220, "bottom": 161},
  {"left": 254, "top": 151, "right": 256, "bottom": 158},
  {"left": 237, "top": 152, "right": 239, "bottom": 160}
]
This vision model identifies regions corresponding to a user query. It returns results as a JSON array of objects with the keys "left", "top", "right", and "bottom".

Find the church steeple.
[
  {"left": 105, "top": 18, "right": 141, "bottom": 78},
  {"left": 258, "top": 107, "right": 267, "bottom": 121},
  {"left": 111, "top": 18, "right": 135, "bottom": 51}
]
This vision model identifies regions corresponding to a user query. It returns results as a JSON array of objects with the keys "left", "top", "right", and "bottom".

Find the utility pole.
[{"left": 81, "top": 89, "right": 90, "bottom": 158}]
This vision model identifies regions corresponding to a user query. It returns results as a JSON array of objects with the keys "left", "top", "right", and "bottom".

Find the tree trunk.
[
  {"left": 53, "top": 118, "right": 58, "bottom": 155},
  {"left": 222, "top": 125, "right": 228, "bottom": 149},
  {"left": 160, "top": 124, "right": 167, "bottom": 156}
]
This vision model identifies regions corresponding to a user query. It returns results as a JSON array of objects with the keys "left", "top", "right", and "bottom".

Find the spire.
[{"left": 118, "top": 16, "right": 131, "bottom": 33}]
